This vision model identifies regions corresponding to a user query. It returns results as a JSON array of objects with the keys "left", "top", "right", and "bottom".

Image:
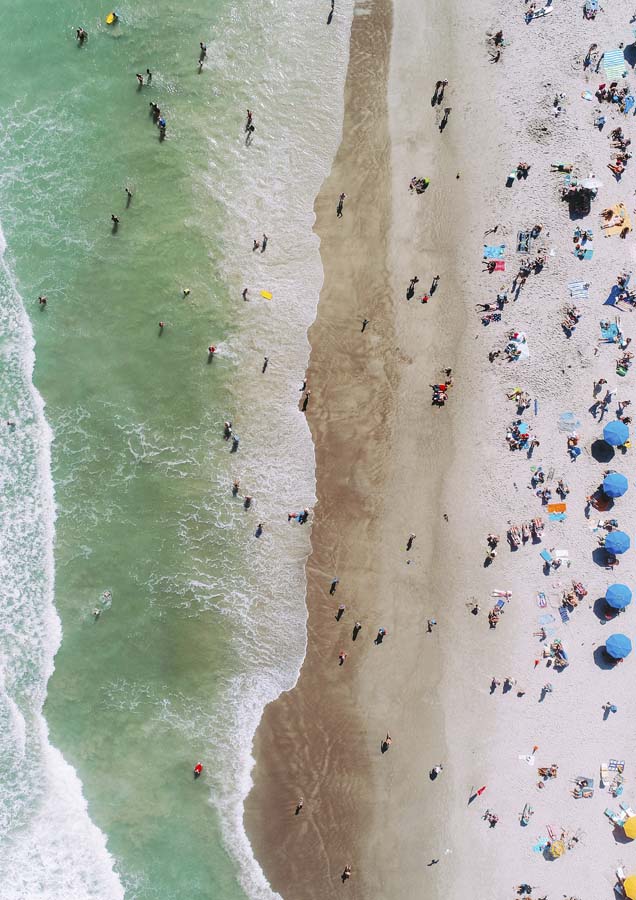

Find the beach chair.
[
  {"left": 605, "top": 807, "right": 625, "bottom": 825},
  {"left": 609, "top": 759, "right": 625, "bottom": 771}
]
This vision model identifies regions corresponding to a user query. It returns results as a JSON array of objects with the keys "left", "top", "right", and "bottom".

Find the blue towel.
[
  {"left": 539, "top": 613, "right": 555, "bottom": 625},
  {"left": 600, "top": 322, "right": 620, "bottom": 341},
  {"left": 559, "top": 607, "right": 570, "bottom": 623},
  {"left": 549, "top": 512, "right": 566, "bottom": 521},
  {"left": 623, "top": 96, "right": 635, "bottom": 115},
  {"left": 483, "top": 244, "right": 506, "bottom": 259}
]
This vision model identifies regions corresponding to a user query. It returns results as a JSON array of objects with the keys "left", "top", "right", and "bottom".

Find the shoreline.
[{"left": 243, "top": 0, "right": 396, "bottom": 894}]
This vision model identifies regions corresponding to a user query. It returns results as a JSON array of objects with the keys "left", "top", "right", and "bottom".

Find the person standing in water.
[
  {"left": 193, "top": 762, "right": 203, "bottom": 779},
  {"left": 125, "top": 187, "right": 133, "bottom": 206},
  {"left": 146, "top": 68, "right": 152, "bottom": 83},
  {"left": 76, "top": 27, "right": 88, "bottom": 44},
  {"left": 199, "top": 42, "right": 207, "bottom": 60},
  {"left": 111, "top": 214, "right": 120, "bottom": 231}
]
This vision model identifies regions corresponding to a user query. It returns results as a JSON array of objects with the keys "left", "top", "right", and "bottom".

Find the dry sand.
[{"left": 247, "top": 0, "right": 636, "bottom": 896}]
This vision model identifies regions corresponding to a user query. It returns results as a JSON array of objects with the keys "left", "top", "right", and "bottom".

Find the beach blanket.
[
  {"left": 568, "top": 281, "right": 590, "bottom": 299},
  {"left": 600, "top": 321, "right": 620, "bottom": 341},
  {"left": 517, "top": 232, "right": 530, "bottom": 253},
  {"left": 603, "top": 203, "right": 632, "bottom": 237},
  {"left": 538, "top": 613, "right": 555, "bottom": 625},
  {"left": 549, "top": 512, "right": 566, "bottom": 522},
  {"left": 494, "top": 260, "right": 505, "bottom": 271},
  {"left": 623, "top": 96, "right": 635, "bottom": 115},
  {"left": 559, "top": 607, "right": 570, "bottom": 623},
  {"left": 604, "top": 49, "right": 628, "bottom": 80},
  {"left": 483, "top": 244, "right": 506, "bottom": 259},
  {"left": 547, "top": 503, "right": 566, "bottom": 514},
  {"left": 573, "top": 248, "right": 594, "bottom": 259}
]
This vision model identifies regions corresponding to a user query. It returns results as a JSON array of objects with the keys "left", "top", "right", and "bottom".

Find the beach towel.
[
  {"left": 600, "top": 321, "right": 620, "bottom": 342},
  {"left": 623, "top": 96, "right": 635, "bottom": 115},
  {"left": 604, "top": 49, "right": 628, "bottom": 81},
  {"left": 559, "top": 607, "right": 570, "bottom": 623},
  {"left": 603, "top": 203, "right": 632, "bottom": 238},
  {"left": 609, "top": 759, "right": 625, "bottom": 771},
  {"left": 540, "top": 549, "right": 553, "bottom": 564},
  {"left": 547, "top": 503, "right": 566, "bottom": 514},
  {"left": 537, "top": 592, "right": 547, "bottom": 608},
  {"left": 517, "top": 232, "right": 530, "bottom": 253},
  {"left": 549, "top": 512, "right": 566, "bottom": 522},
  {"left": 483, "top": 244, "right": 506, "bottom": 259},
  {"left": 538, "top": 613, "right": 555, "bottom": 625},
  {"left": 494, "top": 260, "right": 505, "bottom": 271},
  {"left": 532, "top": 837, "right": 548, "bottom": 853},
  {"left": 568, "top": 281, "right": 590, "bottom": 299}
]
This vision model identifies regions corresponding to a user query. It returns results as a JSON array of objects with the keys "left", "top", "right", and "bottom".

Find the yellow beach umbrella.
[
  {"left": 623, "top": 875, "right": 636, "bottom": 899},
  {"left": 625, "top": 817, "right": 636, "bottom": 839},
  {"left": 549, "top": 840, "right": 565, "bottom": 858}
]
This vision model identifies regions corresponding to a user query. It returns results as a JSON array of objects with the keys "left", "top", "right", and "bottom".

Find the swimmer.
[
  {"left": 38, "top": 295, "right": 47, "bottom": 306},
  {"left": 193, "top": 762, "right": 203, "bottom": 778},
  {"left": 244, "top": 495, "right": 253, "bottom": 509},
  {"left": 242, "top": 288, "right": 249, "bottom": 301},
  {"left": 102, "top": 591, "right": 112, "bottom": 602},
  {"left": 92, "top": 608, "right": 101, "bottom": 619},
  {"left": 158, "top": 321, "right": 165, "bottom": 333},
  {"left": 183, "top": 288, "right": 191, "bottom": 297},
  {"left": 232, "top": 478, "right": 240, "bottom": 495},
  {"left": 208, "top": 345, "right": 216, "bottom": 358},
  {"left": 199, "top": 42, "right": 207, "bottom": 59},
  {"left": 224, "top": 421, "right": 233, "bottom": 440},
  {"left": 136, "top": 73, "right": 144, "bottom": 87},
  {"left": 76, "top": 27, "right": 88, "bottom": 44}
]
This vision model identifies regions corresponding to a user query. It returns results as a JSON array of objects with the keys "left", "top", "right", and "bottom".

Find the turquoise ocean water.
[{"left": 0, "top": 1, "right": 352, "bottom": 897}]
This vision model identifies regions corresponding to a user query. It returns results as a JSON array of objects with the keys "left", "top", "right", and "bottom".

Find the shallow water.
[{"left": 0, "top": 0, "right": 352, "bottom": 897}]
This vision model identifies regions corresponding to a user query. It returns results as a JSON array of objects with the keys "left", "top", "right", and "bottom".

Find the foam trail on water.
[{"left": 0, "top": 225, "right": 123, "bottom": 900}]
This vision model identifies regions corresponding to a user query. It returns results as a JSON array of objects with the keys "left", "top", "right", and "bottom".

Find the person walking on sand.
[
  {"left": 336, "top": 192, "right": 346, "bottom": 217},
  {"left": 327, "top": 0, "right": 335, "bottom": 23},
  {"left": 336, "top": 604, "right": 345, "bottom": 620},
  {"left": 252, "top": 238, "right": 260, "bottom": 252},
  {"left": 302, "top": 390, "right": 311, "bottom": 411},
  {"left": 341, "top": 865, "right": 352, "bottom": 882},
  {"left": 242, "top": 288, "right": 249, "bottom": 301},
  {"left": 381, "top": 732, "right": 392, "bottom": 752},
  {"left": 361, "top": 318, "right": 369, "bottom": 332},
  {"left": 338, "top": 649, "right": 347, "bottom": 665},
  {"left": 262, "top": 356, "right": 269, "bottom": 373},
  {"left": 330, "top": 577, "right": 339, "bottom": 595},
  {"left": 261, "top": 234, "right": 268, "bottom": 252},
  {"left": 295, "top": 797, "right": 304, "bottom": 814},
  {"left": 406, "top": 533, "right": 416, "bottom": 551}
]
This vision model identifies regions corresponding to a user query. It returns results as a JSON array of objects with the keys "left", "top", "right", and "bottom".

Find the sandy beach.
[{"left": 247, "top": 0, "right": 636, "bottom": 896}]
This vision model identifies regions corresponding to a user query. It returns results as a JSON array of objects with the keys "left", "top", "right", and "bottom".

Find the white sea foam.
[{"left": 0, "top": 227, "right": 124, "bottom": 899}]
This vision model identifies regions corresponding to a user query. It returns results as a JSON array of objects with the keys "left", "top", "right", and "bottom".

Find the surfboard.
[
  {"left": 106, "top": 12, "right": 118, "bottom": 24},
  {"left": 260, "top": 290, "right": 272, "bottom": 300}
]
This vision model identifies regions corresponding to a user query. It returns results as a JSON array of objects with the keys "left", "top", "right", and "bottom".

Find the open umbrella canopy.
[
  {"left": 625, "top": 817, "right": 636, "bottom": 840},
  {"left": 605, "top": 531, "right": 631, "bottom": 555},
  {"left": 606, "top": 584, "right": 633, "bottom": 609},
  {"left": 603, "top": 472, "right": 629, "bottom": 498},
  {"left": 606, "top": 633, "right": 633, "bottom": 659},
  {"left": 624, "top": 875, "right": 636, "bottom": 899},
  {"left": 549, "top": 840, "right": 565, "bottom": 858},
  {"left": 603, "top": 420, "right": 629, "bottom": 446}
]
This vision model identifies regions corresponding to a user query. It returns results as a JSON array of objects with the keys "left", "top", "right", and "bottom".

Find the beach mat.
[
  {"left": 547, "top": 503, "right": 566, "bottom": 514},
  {"left": 600, "top": 322, "right": 620, "bottom": 341},
  {"left": 604, "top": 49, "right": 627, "bottom": 80},
  {"left": 568, "top": 281, "right": 590, "bottom": 299},
  {"left": 483, "top": 244, "right": 506, "bottom": 259}
]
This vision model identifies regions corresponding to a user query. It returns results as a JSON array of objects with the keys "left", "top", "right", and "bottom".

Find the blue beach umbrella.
[
  {"left": 606, "top": 584, "right": 633, "bottom": 610},
  {"left": 606, "top": 531, "right": 631, "bottom": 555},
  {"left": 603, "top": 472, "right": 629, "bottom": 498},
  {"left": 605, "top": 633, "right": 632, "bottom": 659},
  {"left": 603, "top": 420, "right": 629, "bottom": 447}
]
